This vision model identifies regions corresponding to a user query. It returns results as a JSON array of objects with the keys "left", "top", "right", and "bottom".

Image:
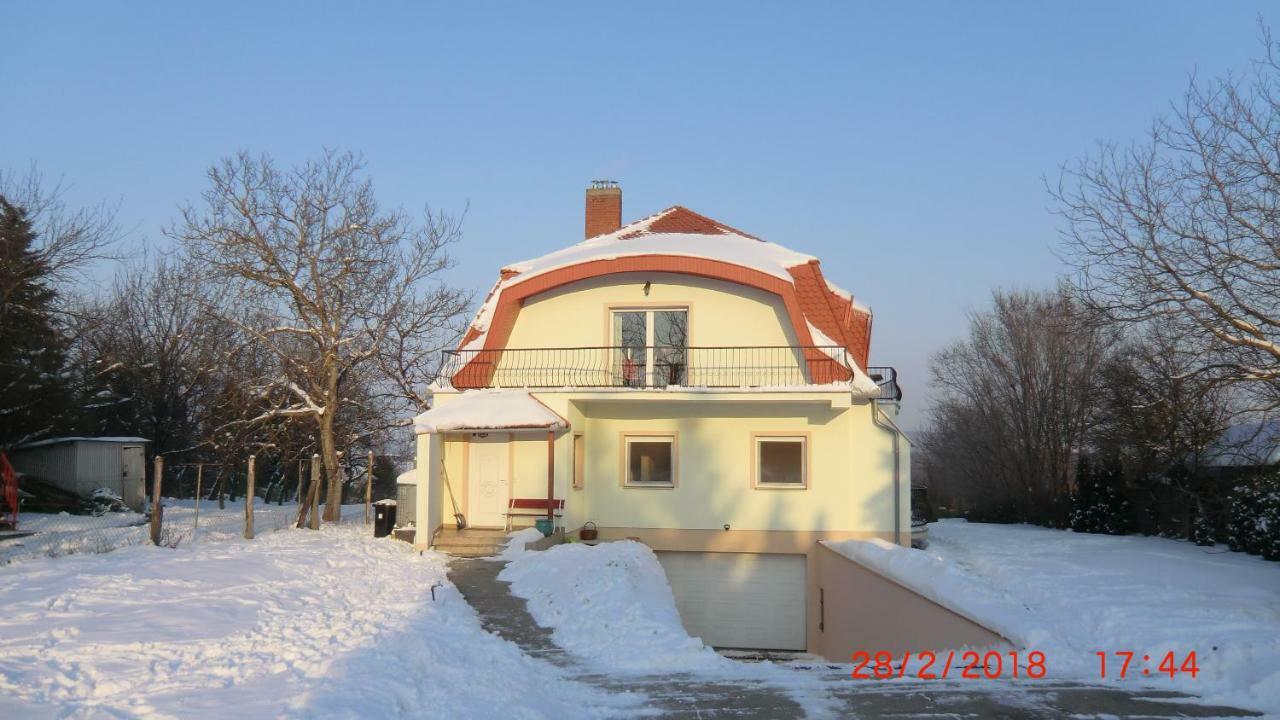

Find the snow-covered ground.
[
  {"left": 0, "top": 513, "right": 638, "bottom": 719},
  {"left": 4, "top": 511, "right": 1276, "bottom": 718},
  {"left": 1, "top": 497, "right": 300, "bottom": 564},
  {"left": 833, "top": 520, "right": 1280, "bottom": 716}
]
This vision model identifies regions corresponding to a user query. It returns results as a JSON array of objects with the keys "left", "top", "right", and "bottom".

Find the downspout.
[{"left": 870, "top": 402, "right": 902, "bottom": 545}]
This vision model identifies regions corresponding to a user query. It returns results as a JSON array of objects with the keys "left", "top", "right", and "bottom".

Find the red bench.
[{"left": 506, "top": 498, "right": 564, "bottom": 532}]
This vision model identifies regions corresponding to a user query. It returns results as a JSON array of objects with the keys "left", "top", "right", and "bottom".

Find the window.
[
  {"left": 612, "top": 308, "right": 688, "bottom": 387},
  {"left": 572, "top": 433, "right": 585, "bottom": 489},
  {"left": 623, "top": 434, "right": 676, "bottom": 487},
  {"left": 754, "top": 436, "right": 807, "bottom": 488}
]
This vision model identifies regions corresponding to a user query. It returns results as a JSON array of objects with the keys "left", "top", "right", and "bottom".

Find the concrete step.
[
  {"left": 437, "top": 535, "right": 507, "bottom": 548},
  {"left": 440, "top": 546, "right": 503, "bottom": 558}
]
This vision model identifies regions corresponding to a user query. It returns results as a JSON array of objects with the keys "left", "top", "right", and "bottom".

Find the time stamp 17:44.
[{"left": 848, "top": 650, "right": 1200, "bottom": 681}]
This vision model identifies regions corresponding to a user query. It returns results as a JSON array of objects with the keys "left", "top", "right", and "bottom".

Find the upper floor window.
[{"left": 612, "top": 308, "right": 687, "bottom": 387}]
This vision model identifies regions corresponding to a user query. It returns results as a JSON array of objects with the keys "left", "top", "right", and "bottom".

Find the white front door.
[
  {"left": 657, "top": 551, "right": 807, "bottom": 650},
  {"left": 467, "top": 436, "right": 510, "bottom": 528}
]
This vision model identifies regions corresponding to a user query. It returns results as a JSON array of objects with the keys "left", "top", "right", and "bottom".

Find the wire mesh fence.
[{"left": 0, "top": 449, "right": 391, "bottom": 565}]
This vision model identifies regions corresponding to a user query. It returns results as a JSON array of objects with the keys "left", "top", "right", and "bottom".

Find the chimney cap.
[{"left": 589, "top": 179, "right": 620, "bottom": 191}]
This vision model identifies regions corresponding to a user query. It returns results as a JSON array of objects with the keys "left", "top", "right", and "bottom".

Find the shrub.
[
  {"left": 1226, "top": 473, "right": 1280, "bottom": 560},
  {"left": 1070, "top": 456, "right": 1133, "bottom": 535}
]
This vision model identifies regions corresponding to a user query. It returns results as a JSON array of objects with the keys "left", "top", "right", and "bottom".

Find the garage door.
[{"left": 656, "top": 551, "right": 806, "bottom": 650}]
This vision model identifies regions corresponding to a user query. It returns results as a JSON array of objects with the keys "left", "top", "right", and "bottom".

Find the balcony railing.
[{"left": 438, "top": 346, "right": 902, "bottom": 400}]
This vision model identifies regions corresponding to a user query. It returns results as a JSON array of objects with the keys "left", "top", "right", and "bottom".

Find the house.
[
  {"left": 8, "top": 437, "right": 149, "bottom": 512},
  {"left": 412, "top": 183, "right": 1000, "bottom": 657}
]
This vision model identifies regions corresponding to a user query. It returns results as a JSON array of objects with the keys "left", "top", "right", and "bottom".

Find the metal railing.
[
  {"left": 438, "top": 346, "right": 902, "bottom": 400},
  {"left": 867, "top": 366, "right": 903, "bottom": 402}
]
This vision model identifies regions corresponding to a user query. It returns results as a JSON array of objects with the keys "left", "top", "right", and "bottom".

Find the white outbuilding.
[{"left": 8, "top": 437, "right": 149, "bottom": 512}]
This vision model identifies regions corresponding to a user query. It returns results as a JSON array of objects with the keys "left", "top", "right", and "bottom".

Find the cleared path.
[{"left": 448, "top": 557, "right": 1261, "bottom": 719}]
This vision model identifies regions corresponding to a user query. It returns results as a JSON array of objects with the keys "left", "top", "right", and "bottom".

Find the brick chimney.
[{"left": 585, "top": 180, "right": 622, "bottom": 238}]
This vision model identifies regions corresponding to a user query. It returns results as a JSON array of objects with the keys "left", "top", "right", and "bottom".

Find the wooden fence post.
[
  {"left": 365, "top": 450, "right": 373, "bottom": 525},
  {"left": 193, "top": 463, "right": 203, "bottom": 537},
  {"left": 150, "top": 455, "right": 164, "bottom": 545},
  {"left": 309, "top": 454, "right": 321, "bottom": 529},
  {"left": 244, "top": 455, "right": 256, "bottom": 539}
]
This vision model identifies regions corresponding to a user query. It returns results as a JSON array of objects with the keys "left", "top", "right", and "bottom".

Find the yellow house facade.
[{"left": 413, "top": 183, "right": 911, "bottom": 654}]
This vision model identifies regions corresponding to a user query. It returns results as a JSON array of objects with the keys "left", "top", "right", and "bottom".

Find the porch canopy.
[
  {"left": 412, "top": 390, "right": 567, "bottom": 534},
  {"left": 413, "top": 389, "right": 567, "bottom": 434}
]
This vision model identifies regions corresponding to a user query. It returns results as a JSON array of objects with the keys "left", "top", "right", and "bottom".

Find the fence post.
[
  {"left": 244, "top": 455, "right": 256, "bottom": 540},
  {"left": 150, "top": 455, "right": 164, "bottom": 545},
  {"left": 309, "top": 454, "right": 321, "bottom": 530},
  {"left": 193, "top": 463, "right": 203, "bottom": 538},
  {"left": 366, "top": 450, "right": 373, "bottom": 525},
  {"left": 296, "top": 458, "right": 304, "bottom": 504}
]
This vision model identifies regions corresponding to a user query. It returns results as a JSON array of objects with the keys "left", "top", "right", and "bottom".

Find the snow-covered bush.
[
  {"left": 1191, "top": 505, "right": 1217, "bottom": 546},
  {"left": 1227, "top": 474, "right": 1280, "bottom": 560},
  {"left": 86, "top": 488, "right": 129, "bottom": 516},
  {"left": 1069, "top": 456, "right": 1132, "bottom": 535}
]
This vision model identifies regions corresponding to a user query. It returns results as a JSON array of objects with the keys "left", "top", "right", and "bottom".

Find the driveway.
[{"left": 447, "top": 558, "right": 1260, "bottom": 719}]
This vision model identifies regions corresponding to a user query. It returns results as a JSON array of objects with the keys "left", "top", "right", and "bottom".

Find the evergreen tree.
[
  {"left": 0, "top": 198, "right": 72, "bottom": 448},
  {"left": 1191, "top": 500, "right": 1216, "bottom": 547},
  {"left": 1070, "top": 455, "right": 1133, "bottom": 535}
]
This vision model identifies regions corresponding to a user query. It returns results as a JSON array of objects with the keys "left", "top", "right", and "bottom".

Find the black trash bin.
[{"left": 373, "top": 500, "right": 397, "bottom": 538}]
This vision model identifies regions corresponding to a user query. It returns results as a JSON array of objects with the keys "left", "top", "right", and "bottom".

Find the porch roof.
[{"left": 413, "top": 389, "right": 568, "bottom": 435}]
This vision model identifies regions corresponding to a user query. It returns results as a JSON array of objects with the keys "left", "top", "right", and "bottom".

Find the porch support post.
[
  {"left": 414, "top": 431, "right": 443, "bottom": 550},
  {"left": 546, "top": 430, "right": 555, "bottom": 520}
]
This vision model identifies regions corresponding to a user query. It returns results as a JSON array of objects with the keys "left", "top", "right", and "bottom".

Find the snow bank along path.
[
  {"left": 500, "top": 540, "right": 730, "bottom": 674},
  {"left": 830, "top": 520, "right": 1280, "bottom": 716},
  {"left": 0, "top": 517, "right": 636, "bottom": 719}
]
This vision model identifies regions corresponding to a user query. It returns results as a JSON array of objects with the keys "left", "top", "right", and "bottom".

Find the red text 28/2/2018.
[
  {"left": 1097, "top": 651, "right": 1200, "bottom": 679},
  {"left": 850, "top": 650, "right": 1046, "bottom": 680}
]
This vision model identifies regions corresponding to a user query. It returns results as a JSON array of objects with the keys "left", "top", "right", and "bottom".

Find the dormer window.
[{"left": 611, "top": 308, "right": 688, "bottom": 387}]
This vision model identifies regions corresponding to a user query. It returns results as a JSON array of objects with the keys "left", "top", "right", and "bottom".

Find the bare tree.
[
  {"left": 72, "top": 254, "right": 237, "bottom": 455},
  {"left": 1089, "top": 324, "right": 1235, "bottom": 535},
  {"left": 0, "top": 165, "right": 119, "bottom": 302},
  {"left": 1055, "top": 28, "right": 1280, "bottom": 409},
  {"left": 173, "top": 150, "right": 467, "bottom": 521},
  {"left": 925, "top": 287, "right": 1112, "bottom": 523}
]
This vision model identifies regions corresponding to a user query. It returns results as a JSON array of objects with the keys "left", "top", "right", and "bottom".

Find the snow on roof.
[
  {"left": 396, "top": 468, "right": 418, "bottom": 485},
  {"left": 413, "top": 390, "right": 568, "bottom": 434},
  {"left": 503, "top": 212, "right": 816, "bottom": 282},
  {"left": 805, "top": 321, "right": 881, "bottom": 397},
  {"left": 16, "top": 436, "right": 149, "bottom": 449},
  {"left": 462, "top": 205, "right": 869, "bottom": 335}
]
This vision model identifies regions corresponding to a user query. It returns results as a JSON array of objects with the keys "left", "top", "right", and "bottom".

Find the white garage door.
[{"left": 656, "top": 551, "right": 806, "bottom": 651}]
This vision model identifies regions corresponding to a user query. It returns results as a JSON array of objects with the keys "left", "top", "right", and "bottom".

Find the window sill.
[
  {"left": 754, "top": 483, "right": 808, "bottom": 490},
  {"left": 623, "top": 483, "right": 676, "bottom": 489}
]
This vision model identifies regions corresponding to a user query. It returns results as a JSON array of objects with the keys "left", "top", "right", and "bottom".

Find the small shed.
[
  {"left": 9, "top": 437, "right": 149, "bottom": 512},
  {"left": 395, "top": 468, "right": 417, "bottom": 527}
]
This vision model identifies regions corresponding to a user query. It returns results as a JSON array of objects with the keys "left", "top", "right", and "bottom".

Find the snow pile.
[
  {"left": 500, "top": 541, "right": 730, "bottom": 673},
  {"left": 413, "top": 390, "right": 567, "bottom": 433},
  {"left": 495, "top": 526, "right": 545, "bottom": 561},
  {"left": 865, "top": 520, "right": 1280, "bottom": 716},
  {"left": 0, "top": 520, "right": 636, "bottom": 719}
]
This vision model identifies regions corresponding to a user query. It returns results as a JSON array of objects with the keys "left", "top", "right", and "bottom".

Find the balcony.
[{"left": 438, "top": 346, "right": 901, "bottom": 401}]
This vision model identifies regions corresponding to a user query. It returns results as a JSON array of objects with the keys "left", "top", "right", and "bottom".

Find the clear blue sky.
[{"left": 3, "top": 2, "right": 1272, "bottom": 429}]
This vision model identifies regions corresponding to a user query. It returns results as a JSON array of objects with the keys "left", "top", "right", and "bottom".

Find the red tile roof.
[{"left": 457, "top": 205, "right": 873, "bottom": 383}]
